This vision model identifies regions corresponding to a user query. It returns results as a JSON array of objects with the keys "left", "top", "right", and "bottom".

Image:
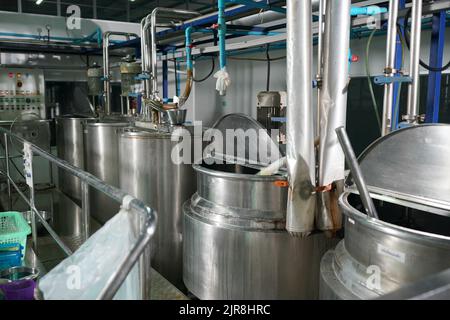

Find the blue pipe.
[
  {"left": 185, "top": 27, "right": 215, "bottom": 71},
  {"left": 218, "top": 0, "right": 227, "bottom": 70},
  {"left": 350, "top": 6, "right": 388, "bottom": 16},
  {"left": 227, "top": 0, "right": 286, "bottom": 14}
]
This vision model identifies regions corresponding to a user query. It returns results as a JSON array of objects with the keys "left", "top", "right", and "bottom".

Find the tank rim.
[
  {"left": 56, "top": 116, "right": 97, "bottom": 121},
  {"left": 120, "top": 130, "right": 171, "bottom": 139},
  {"left": 339, "top": 191, "right": 450, "bottom": 245},
  {"left": 193, "top": 163, "right": 287, "bottom": 181},
  {"left": 86, "top": 121, "right": 129, "bottom": 127}
]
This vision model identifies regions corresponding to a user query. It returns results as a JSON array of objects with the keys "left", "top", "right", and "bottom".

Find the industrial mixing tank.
[
  {"left": 320, "top": 125, "right": 450, "bottom": 299},
  {"left": 183, "top": 114, "right": 335, "bottom": 299},
  {"left": 119, "top": 125, "right": 199, "bottom": 290},
  {"left": 84, "top": 121, "right": 130, "bottom": 224},
  {"left": 55, "top": 115, "right": 96, "bottom": 203}
]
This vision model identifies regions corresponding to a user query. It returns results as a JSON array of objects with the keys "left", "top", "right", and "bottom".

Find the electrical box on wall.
[{"left": 0, "top": 68, "right": 45, "bottom": 121}]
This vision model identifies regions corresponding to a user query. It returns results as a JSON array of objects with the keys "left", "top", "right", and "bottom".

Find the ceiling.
[{"left": 0, "top": 0, "right": 217, "bottom": 23}]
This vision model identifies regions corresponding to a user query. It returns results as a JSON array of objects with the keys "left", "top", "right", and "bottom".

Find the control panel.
[{"left": 0, "top": 68, "right": 45, "bottom": 121}]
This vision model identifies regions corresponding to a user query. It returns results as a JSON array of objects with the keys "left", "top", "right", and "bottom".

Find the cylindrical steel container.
[
  {"left": 120, "top": 61, "right": 141, "bottom": 96},
  {"left": 56, "top": 116, "right": 96, "bottom": 202},
  {"left": 84, "top": 121, "right": 130, "bottom": 224},
  {"left": 119, "top": 129, "right": 197, "bottom": 290},
  {"left": 320, "top": 192, "right": 450, "bottom": 300},
  {"left": 183, "top": 163, "right": 335, "bottom": 299},
  {"left": 87, "top": 66, "right": 103, "bottom": 96}
]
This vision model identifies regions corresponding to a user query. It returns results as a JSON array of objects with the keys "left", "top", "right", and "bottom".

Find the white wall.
[{"left": 183, "top": 26, "right": 450, "bottom": 126}]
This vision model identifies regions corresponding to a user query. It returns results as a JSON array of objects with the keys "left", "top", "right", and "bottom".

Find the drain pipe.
[
  {"left": 405, "top": 0, "right": 423, "bottom": 124},
  {"left": 103, "top": 31, "right": 138, "bottom": 116},
  {"left": 381, "top": 0, "right": 400, "bottom": 136},
  {"left": 286, "top": 0, "right": 315, "bottom": 237},
  {"left": 317, "top": 0, "right": 351, "bottom": 233}
]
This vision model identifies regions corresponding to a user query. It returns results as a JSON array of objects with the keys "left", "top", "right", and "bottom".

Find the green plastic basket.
[{"left": 0, "top": 212, "right": 31, "bottom": 260}]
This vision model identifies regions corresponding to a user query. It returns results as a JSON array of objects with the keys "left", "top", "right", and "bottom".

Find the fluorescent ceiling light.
[{"left": 36, "top": 0, "right": 44, "bottom": 4}]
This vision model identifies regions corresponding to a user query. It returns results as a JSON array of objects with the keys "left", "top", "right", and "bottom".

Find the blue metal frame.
[
  {"left": 163, "top": 52, "right": 169, "bottom": 101},
  {"left": 226, "top": 0, "right": 286, "bottom": 14},
  {"left": 425, "top": 10, "right": 446, "bottom": 123}
]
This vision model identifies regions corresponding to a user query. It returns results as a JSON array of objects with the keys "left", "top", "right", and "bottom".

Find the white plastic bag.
[
  {"left": 39, "top": 208, "right": 140, "bottom": 300},
  {"left": 214, "top": 67, "right": 231, "bottom": 94}
]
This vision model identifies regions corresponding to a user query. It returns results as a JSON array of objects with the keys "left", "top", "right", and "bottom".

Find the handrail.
[{"left": 0, "top": 126, "right": 157, "bottom": 300}]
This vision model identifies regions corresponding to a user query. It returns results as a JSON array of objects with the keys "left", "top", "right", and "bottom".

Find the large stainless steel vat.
[
  {"left": 119, "top": 127, "right": 198, "bottom": 290},
  {"left": 183, "top": 114, "right": 333, "bottom": 299},
  {"left": 184, "top": 163, "right": 334, "bottom": 299},
  {"left": 84, "top": 121, "right": 129, "bottom": 224},
  {"left": 56, "top": 116, "right": 95, "bottom": 202},
  {"left": 320, "top": 125, "right": 450, "bottom": 299}
]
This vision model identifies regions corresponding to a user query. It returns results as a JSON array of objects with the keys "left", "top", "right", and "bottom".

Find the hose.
[
  {"left": 193, "top": 55, "right": 216, "bottom": 82},
  {"left": 365, "top": 27, "right": 382, "bottom": 133},
  {"left": 403, "top": 8, "right": 450, "bottom": 72},
  {"left": 178, "top": 69, "right": 193, "bottom": 107}
]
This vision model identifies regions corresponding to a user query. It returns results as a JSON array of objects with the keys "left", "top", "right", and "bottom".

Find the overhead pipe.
[
  {"left": 317, "top": 0, "right": 351, "bottom": 233},
  {"left": 141, "top": 8, "right": 199, "bottom": 101},
  {"left": 215, "top": 0, "right": 231, "bottom": 96},
  {"left": 150, "top": 8, "right": 200, "bottom": 101},
  {"left": 381, "top": 0, "right": 400, "bottom": 136},
  {"left": 286, "top": 0, "right": 315, "bottom": 237},
  {"left": 102, "top": 31, "right": 138, "bottom": 116},
  {"left": 405, "top": 0, "right": 423, "bottom": 124},
  {"left": 181, "top": 25, "right": 279, "bottom": 106}
]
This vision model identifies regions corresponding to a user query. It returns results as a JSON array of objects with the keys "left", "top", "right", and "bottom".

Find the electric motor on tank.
[{"left": 256, "top": 91, "right": 287, "bottom": 145}]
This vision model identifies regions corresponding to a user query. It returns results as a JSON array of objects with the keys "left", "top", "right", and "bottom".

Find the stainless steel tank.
[
  {"left": 320, "top": 125, "right": 450, "bottom": 299},
  {"left": 87, "top": 64, "right": 103, "bottom": 96},
  {"left": 183, "top": 114, "right": 334, "bottom": 299},
  {"left": 118, "top": 127, "right": 198, "bottom": 290},
  {"left": 56, "top": 116, "right": 95, "bottom": 202},
  {"left": 84, "top": 121, "right": 130, "bottom": 224},
  {"left": 120, "top": 60, "right": 141, "bottom": 96},
  {"left": 184, "top": 163, "right": 334, "bottom": 299}
]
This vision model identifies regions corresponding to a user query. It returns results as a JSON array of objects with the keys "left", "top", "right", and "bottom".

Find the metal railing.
[{"left": 0, "top": 126, "right": 157, "bottom": 300}]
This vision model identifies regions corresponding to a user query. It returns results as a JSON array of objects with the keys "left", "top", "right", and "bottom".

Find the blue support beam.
[
  {"left": 163, "top": 53, "right": 169, "bottom": 101},
  {"left": 425, "top": 10, "right": 446, "bottom": 123}
]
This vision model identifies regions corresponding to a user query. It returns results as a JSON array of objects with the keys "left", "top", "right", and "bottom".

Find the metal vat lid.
[
  {"left": 347, "top": 124, "right": 450, "bottom": 212},
  {"left": 207, "top": 113, "right": 284, "bottom": 166}
]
